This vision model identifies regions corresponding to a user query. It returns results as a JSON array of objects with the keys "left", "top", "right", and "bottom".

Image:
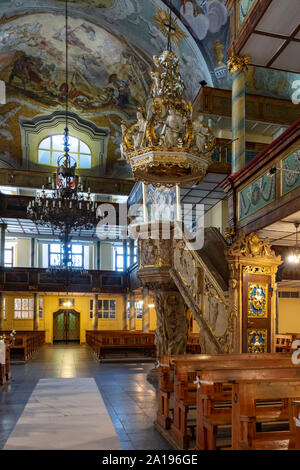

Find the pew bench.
[
  {"left": 0, "top": 331, "right": 45, "bottom": 362},
  {"left": 156, "top": 353, "right": 290, "bottom": 449},
  {"left": 196, "top": 364, "right": 300, "bottom": 450}
]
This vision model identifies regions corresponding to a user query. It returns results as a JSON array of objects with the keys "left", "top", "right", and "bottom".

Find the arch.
[{"left": 20, "top": 111, "right": 110, "bottom": 175}]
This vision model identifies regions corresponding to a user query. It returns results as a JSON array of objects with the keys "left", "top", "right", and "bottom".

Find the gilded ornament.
[
  {"left": 121, "top": 46, "right": 215, "bottom": 187},
  {"left": 227, "top": 54, "right": 251, "bottom": 74}
]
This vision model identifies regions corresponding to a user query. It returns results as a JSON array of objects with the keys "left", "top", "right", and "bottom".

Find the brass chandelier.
[
  {"left": 27, "top": 0, "right": 98, "bottom": 268},
  {"left": 121, "top": 4, "right": 215, "bottom": 188}
]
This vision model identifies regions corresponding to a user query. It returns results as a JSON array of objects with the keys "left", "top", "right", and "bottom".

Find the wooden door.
[
  {"left": 53, "top": 310, "right": 80, "bottom": 343},
  {"left": 242, "top": 273, "right": 271, "bottom": 353}
]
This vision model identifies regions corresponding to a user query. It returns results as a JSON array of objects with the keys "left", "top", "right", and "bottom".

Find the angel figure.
[{"left": 192, "top": 115, "right": 210, "bottom": 153}]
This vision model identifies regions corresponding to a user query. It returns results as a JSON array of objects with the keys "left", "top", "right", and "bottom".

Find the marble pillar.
[{"left": 227, "top": 55, "right": 250, "bottom": 173}]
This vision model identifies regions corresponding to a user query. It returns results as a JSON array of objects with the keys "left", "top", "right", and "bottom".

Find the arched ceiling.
[{"left": 0, "top": 0, "right": 214, "bottom": 112}]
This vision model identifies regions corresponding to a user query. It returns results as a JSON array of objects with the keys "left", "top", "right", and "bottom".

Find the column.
[
  {"left": 227, "top": 55, "right": 250, "bottom": 173},
  {"left": 0, "top": 223, "right": 7, "bottom": 267},
  {"left": 123, "top": 239, "right": 128, "bottom": 271},
  {"left": 93, "top": 294, "right": 98, "bottom": 331},
  {"left": 142, "top": 287, "right": 150, "bottom": 332},
  {"left": 31, "top": 238, "right": 35, "bottom": 268},
  {"left": 129, "top": 292, "right": 135, "bottom": 330},
  {"left": 96, "top": 241, "right": 101, "bottom": 270},
  {"left": 33, "top": 293, "right": 39, "bottom": 331},
  {"left": 129, "top": 239, "right": 135, "bottom": 267},
  {"left": 122, "top": 293, "right": 128, "bottom": 330},
  {"left": 0, "top": 292, "right": 3, "bottom": 331}
]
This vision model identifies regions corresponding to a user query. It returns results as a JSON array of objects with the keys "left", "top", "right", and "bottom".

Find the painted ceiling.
[{"left": 0, "top": 0, "right": 299, "bottom": 179}]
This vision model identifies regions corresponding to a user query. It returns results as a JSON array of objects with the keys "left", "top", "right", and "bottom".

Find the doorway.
[{"left": 53, "top": 309, "right": 80, "bottom": 343}]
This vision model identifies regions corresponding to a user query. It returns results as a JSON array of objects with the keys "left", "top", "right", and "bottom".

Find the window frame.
[
  {"left": 4, "top": 246, "right": 14, "bottom": 267},
  {"left": 14, "top": 297, "right": 34, "bottom": 319},
  {"left": 48, "top": 243, "right": 84, "bottom": 269},
  {"left": 38, "top": 134, "right": 92, "bottom": 169}
]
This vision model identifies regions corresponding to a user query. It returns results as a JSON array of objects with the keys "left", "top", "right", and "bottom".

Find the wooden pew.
[
  {"left": 196, "top": 363, "right": 300, "bottom": 450},
  {"left": 194, "top": 357, "right": 295, "bottom": 450},
  {"left": 156, "top": 353, "right": 289, "bottom": 445},
  {"left": 0, "top": 331, "right": 45, "bottom": 362},
  {"left": 86, "top": 330, "right": 156, "bottom": 360},
  {"left": 275, "top": 334, "right": 293, "bottom": 352}
]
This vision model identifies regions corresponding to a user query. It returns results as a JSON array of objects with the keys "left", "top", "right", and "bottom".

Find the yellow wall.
[
  {"left": 278, "top": 289, "right": 300, "bottom": 333},
  {"left": 1, "top": 292, "right": 158, "bottom": 343},
  {"left": 204, "top": 199, "right": 229, "bottom": 237}
]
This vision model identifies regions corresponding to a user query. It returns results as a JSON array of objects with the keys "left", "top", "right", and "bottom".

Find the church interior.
[{"left": 0, "top": 0, "right": 300, "bottom": 452}]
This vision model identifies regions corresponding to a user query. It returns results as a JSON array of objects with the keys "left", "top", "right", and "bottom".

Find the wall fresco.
[
  {"left": 282, "top": 148, "right": 300, "bottom": 195},
  {"left": 239, "top": 171, "right": 275, "bottom": 220}
]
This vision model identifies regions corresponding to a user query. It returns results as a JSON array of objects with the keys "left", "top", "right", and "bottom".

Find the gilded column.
[
  {"left": 93, "top": 293, "right": 98, "bottom": 331},
  {"left": 227, "top": 55, "right": 250, "bottom": 173},
  {"left": 33, "top": 293, "right": 39, "bottom": 331}
]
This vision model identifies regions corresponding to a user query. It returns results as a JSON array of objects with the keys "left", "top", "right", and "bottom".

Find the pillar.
[
  {"left": 227, "top": 55, "right": 250, "bottom": 173},
  {"left": 31, "top": 238, "right": 35, "bottom": 268},
  {"left": 129, "top": 292, "right": 135, "bottom": 330},
  {"left": 129, "top": 239, "right": 135, "bottom": 267},
  {"left": 122, "top": 293, "right": 128, "bottom": 330},
  {"left": 96, "top": 241, "right": 101, "bottom": 270},
  {"left": 123, "top": 239, "right": 128, "bottom": 271},
  {"left": 0, "top": 292, "right": 3, "bottom": 331},
  {"left": 33, "top": 293, "right": 39, "bottom": 331},
  {"left": 142, "top": 287, "right": 150, "bottom": 332},
  {"left": 0, "top": 224, "right": 7, "bottom": 267},
  {"left": 93, "top": 294, "right": 98, "bottom": 331}
]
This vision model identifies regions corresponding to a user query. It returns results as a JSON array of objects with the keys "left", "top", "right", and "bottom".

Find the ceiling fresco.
[
  {"left": 0, "top": 14, "right": 151, "bottom": 112},
  {"left": 0, "top": 0, "right": 299, "bottom": 181}
]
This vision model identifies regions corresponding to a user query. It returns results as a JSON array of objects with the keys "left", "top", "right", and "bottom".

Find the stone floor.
[{"left": 0, "top": 344, "right": 172, "bottom": 450}]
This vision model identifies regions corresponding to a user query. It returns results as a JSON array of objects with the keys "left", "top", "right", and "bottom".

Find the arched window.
[{"left": 38, "top": 134, "right": 92, "bottom": 169}]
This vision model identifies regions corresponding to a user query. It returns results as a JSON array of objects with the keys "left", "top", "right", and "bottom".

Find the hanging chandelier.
[
  {"left": 27, "top": 0, "right": 98, "bottom": 268},
  {"left": 288, "top": 223, "right": 300, "bottom": 264},
  {"left": 121, "top": 4, "right": 215, "bottom": 188}
]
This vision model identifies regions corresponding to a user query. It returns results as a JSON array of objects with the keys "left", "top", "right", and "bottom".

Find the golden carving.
[
  {"left": 227, "top": 54, "right": 250, "bottom": 74},
  {"left": 248, "top": 329, "right": 267, "bottom": 353},
  {"left": 248, "top": 283, "right": 268, "bottom": 318},
  {"left": 121, "top": 47, "right": 216, "bottom": 187},
  {"left": 226, "top": 231, "right": 280, "bottom": 260},
  {"left": 243, "top": 265, "right": 271, "bottom": 274}
]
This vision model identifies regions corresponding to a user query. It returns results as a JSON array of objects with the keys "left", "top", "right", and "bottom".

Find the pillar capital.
[{"left": 227, "top": 54, "right": 250, "bottom": 74}]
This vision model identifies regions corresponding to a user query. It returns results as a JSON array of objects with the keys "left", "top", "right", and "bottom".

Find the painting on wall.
[{"left": 0, "top": 14, "right": 151, "bottom": 114}]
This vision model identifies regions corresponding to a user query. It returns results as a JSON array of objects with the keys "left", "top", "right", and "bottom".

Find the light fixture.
[
  {"left": 26, "top": 0, "right": 99, "bottom": 269},
  {"left": 121, "top": 1, "right": 215, "bottom": 188},
  {"left": 288, "top": 223, "right": 300, "bottom": 264}
]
